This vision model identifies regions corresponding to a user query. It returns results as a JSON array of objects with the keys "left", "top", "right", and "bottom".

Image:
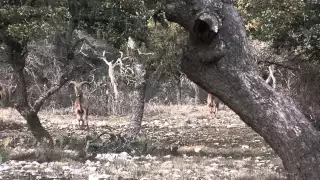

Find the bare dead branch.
[
  {"left": 137, "top": 49, "right": 154, "bottom": 56},
  {"left": 265, "top": 65, "right": 276, "bottom": 89}
]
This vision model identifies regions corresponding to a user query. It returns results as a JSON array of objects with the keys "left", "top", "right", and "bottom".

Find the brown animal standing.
[
  {"left": 0, "top": 85, "right": 11, "bottom": 107},
  {"left": 207, "top": 93, "right": 219, "bottom": 118},
  {"left": 69, "top": 81, "right": 90, "bottom": 129}
]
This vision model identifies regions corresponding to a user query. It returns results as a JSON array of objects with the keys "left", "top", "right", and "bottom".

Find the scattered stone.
[
  {"left": 241, "top": 145, "right": 249, "bottom": 150},
  {"left": 88, "top": 173, "right": 111, "bottom": 180}
]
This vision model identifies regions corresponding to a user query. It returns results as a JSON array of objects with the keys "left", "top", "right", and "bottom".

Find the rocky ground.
[{"left": 0, "top": 105, "right": 285, "bottom": 180}]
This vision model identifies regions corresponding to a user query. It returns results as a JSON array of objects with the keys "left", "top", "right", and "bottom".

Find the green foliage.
[
  {"left": 78, "top": 0, "right": 184, "bottom": 79},
  {"left": 147, "top": 21, "right": 187, "bottom": 78},
  {"left": 237, "top": 0, "right": 320, "bottom": 61},
  {"left": 0, "top": 0, "right": 185, "bottom": 84},
  {"left": 0, "top": 2, "right": 69, "bottom": 43},
  {"left": 75, "top": 0, "right": 151, "bottom": 48},
  {"left": 0, "top": 138, "right": 10, "bottom": 163}
]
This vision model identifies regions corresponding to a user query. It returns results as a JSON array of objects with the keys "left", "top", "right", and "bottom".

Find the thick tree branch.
[
  {"left": 164, "top": 1, "right": 320, "bottom": 179},
  {"left": 31, "top": 65, "right": 80, "bottom": 113}
]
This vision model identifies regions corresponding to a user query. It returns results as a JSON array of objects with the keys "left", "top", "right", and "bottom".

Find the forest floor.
[{"left": 0, "top": 105, "right": 285, "bottom": 180}]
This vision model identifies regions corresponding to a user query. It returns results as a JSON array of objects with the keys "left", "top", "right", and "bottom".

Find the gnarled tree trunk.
[
  {"left": 21, "top": 111, "right": 53, "bottom": 146},
  {"left": 165, "top": 1, "right": 320, "bottom": 179},
  {"left": 5, "top": 16, "right": 82, "bottom": 147},
  {"left": 8, "top": 39, "right": 53, "bottom": 146}
]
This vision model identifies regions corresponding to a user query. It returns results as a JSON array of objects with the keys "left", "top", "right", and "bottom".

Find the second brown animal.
[{"left": 207, "top": 93, "right": 221, "bottom": 118}]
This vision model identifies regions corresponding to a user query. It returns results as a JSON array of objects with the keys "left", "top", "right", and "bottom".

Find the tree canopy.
[{"left": 237, "top": 0, "right": 320, "bottom": 61}]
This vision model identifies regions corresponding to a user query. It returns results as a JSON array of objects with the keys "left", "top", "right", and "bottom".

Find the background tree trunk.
[
  {"left": 21, "top": 111, "right": 53, "bottom": 146},
  {"left": 165, "top": 1, "right": 320, "bottom": 179},
  {"left": 174, "top": 75, "right": 182, "bottom": 105},
  {"left": 8, "top": 40, "right": 53, "bottom": 146},
  {"left": 194, "top": 84, "right": 200, "bottom": 105},
  {"left": 131, "top": 63, "right": 148, "bottom": 134},
  {"left": 5, "top": 15, "right": 81, "bottom": 146}
]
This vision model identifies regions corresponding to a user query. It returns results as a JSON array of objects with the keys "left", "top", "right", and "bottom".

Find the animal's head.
[{"left": 69, "top": 81, "right": 90, "bottom": 97}]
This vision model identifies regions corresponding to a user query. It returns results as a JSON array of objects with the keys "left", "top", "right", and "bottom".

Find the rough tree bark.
[
  {"left": 165, "top": 0, "right": 320, "bottom": 179},
  {"left": 131, "top": 63, "right": 148, "bottom": 134},
  {"left": 128, "top": 37, "right": 154, "bottom": 135}
]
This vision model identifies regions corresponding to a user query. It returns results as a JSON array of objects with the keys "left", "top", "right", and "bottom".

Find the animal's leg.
[
  {"left": 213, "top": 105, "right": 217, "bottom": 118},
  {"left": 216, "top": 99, "right": 220, "bottom": 109},
  {"left": 84, "top": 109, "right": 89, "bottom": 130},
  {"left": 79, "top": 119, "right": 85, "bottom": 129},
  {"left": 209, "top": 103, "right": 217, "bottom": 118},
  {"left": 76, "top": 112, "right": 81, "bottom": 127},
  {"left": 77, "top": 112, "right": 84, "bottom": 129}
]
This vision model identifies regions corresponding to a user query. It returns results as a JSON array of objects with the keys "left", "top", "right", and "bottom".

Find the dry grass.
[
  {"left": 0, "top": 108, "right": 25, "bottom": 123},
  {"left": 0, "top": 105, "right": 285, "bottom": 180}
]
